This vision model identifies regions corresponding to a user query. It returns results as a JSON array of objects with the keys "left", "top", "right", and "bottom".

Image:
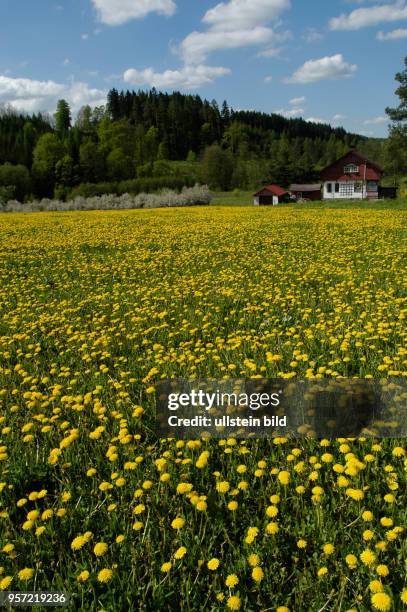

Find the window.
[
  {"left": 344, "top": 164, "right": 359, "bottom": 174},
  {"left": 340, "top": 183, "right": 353, "bottom": 197},
  {"left": 327, "top": 183, "right": 332, "bottom": 193},
  {"left": 354, "top": 182, "right": 362, "bottom": 193},
  {"left": 335, "top": 183, "right": 340, "bottom": 193}
]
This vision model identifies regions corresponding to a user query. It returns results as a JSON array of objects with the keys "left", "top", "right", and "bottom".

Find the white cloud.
[
  {"left": 67, "top": 82, "right": 106, "bottom": 109},
  {"left": 289, "top": 96, "right": 306, "bottom": 105},
  {"left": 257, "top": 46, "right": 284, "bottom": 57},
  {"left": 274, "top": 107, "right": 305, "bottom": 117},
  {"left": 264, "top": 75, "right": 273, "bottom": 83},
  {"left": 306, "top": 116, "right": 327, "bottom": 124},
  {"left": 123, "top": 64, "right": 230, "bottom": 89},
  {"left": 302, "top": 27, "right": 324, "bottom": 42},
  {"left": 181, "top": 27, "right": 278, "bottom": 63},
  {"left": 333, "top": 113, "right": 347, "bottom": 122},
  {"left": 0, "top": 75, "right": 106, "bottom": 113},
  {"left": 285, "top": 54, "right": 357, "bottom": 84},
  {"left": 377, "top": 26, "right": 407, "bottom": 37},
  {"left": 63, "top": 58, "right": 70, "bottom": 66},
  {"left": 202, "top": 0, "right": 290, "bottom": 31},
  {"left": 363, "top": 115, "right": 388, "bottom": 124},
  {"left": 0, "top": 76, "right": 64, "bottom": 100},
  {"left": 91, "top": 0, "right": 176, "bottom": 26},
  {"left": 330, "top": 3, "right": 407, "bottom": 30},
  {"left": 81, "top": 33, "right": 89, "bottom": 40},
  {"left": 180, "top": 0, "right": 291, "bottom": 63}
]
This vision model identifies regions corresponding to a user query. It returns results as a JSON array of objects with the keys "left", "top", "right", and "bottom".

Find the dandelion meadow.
[{"left": 0, "top": 205, "right": 406, "bottom": 611}]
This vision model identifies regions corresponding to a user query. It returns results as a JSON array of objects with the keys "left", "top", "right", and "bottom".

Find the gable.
[
  {"left": 321, "top": 150, "right": 383, "bottom": 181},
  {"left": 254, "top": 184, "right": 288, "bottom": 197}
]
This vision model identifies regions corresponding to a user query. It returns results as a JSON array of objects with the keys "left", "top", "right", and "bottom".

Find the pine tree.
[
  {"left": 385, "top": 56, "right": 407, "bottom": 183},
  {"left": 54, "top": 100, "right": 71, "bottom": 138},
  {"left": 107, "top": 89, "right": 121, "bottom": 121}
]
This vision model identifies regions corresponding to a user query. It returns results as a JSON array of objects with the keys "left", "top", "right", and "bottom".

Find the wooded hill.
[{"left": 0, "top": 89, "right": 386, "bottom": 202}]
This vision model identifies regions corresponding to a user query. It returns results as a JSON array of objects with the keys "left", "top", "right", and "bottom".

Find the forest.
[{"left": 0, "top": 87, "right": 396, "bottom": 202}]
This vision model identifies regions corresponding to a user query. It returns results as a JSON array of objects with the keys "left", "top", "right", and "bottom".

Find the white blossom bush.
[{"left": 0, "top": 185, "right": 212, "bottom": 212}]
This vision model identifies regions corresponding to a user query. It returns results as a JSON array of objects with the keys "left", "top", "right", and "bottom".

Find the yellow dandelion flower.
[
  {"left": 360, "top": 549, "right": 376, "bottom": 566},
  {"left": 252, "top": 566, "right": 264, "bottom": 583},
  {"left": 369, "top": 580, "right": 384, "bottom": 593},
  {"left": 227, "top": 501, "right": 238, "bottom": 511},
  {"left": 227, "top": 595, "right": 241, "bottom": 611},
  {"left": 18, "top": 568, "right": 34, "bottom": 581},
  {"left": 0, "top": 576, "right": 13, "bottom": 590},
  {"left": 2, "top": 544, "right": 14, "bottom": 554},
  {"left": 77, "top": 570, "right": 89, "bottom": 583},
  {"left": 174, "top": 547, "right": 187, "bottom": 560},
  {"left": 94, "top": 542, "right": 108, "bottom": 557},
  {"left": 225, "top": 574, "right": 239, "bottom": 588},
  {"left": 171, "top": 517, "right": 185, "bottom": 530},
  {"left": 248, "top": 553, "right": 260, "bottom": 567},
  {"left": 216, "top": 481, "right": 230, "bottom": 493},
  {"left": 71, "top": 535, "right": 86, "bottom": 551},
  {"left": 132, "top": 521, "right": 143, "bottom": 531},
  {"left": 266, "top": 522, "right": 279, "bottom": 535},
  {"left": 266, "top": 505, "right": 278, "bottom": 518},
  {"left": 96, "top": 568, "right": 113, "bottom": 584},
  {"left": 278, "top": 470, "right": 290, "bottom": 485},
  {"left": 322, "top": 543, "right": 334, "bottom": 555},
  {"left": 371, "top": 592, "right": 392, "bottom": 611},
  {"left": 207, "top": 558, "right": 220, "bottom": 571},
  {"left": 345, "top": 554, "right": 357, "bottom": 569}
]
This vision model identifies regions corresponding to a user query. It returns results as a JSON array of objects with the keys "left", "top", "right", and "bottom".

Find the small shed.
[
  {"left": 378, "top": 186, "right": 397, "bottom": 200},
  {"left": 290, "top": 184, "right": 322, "bottom": 201},
  {"left": 253, "top": 184, "right": 290, "bottom": 205}
]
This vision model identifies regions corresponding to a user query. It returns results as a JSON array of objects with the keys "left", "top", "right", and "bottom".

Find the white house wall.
[{"left": 323, "top": 181, "right": 368, "bottom": 200}]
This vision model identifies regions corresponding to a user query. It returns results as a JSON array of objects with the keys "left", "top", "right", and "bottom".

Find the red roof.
[
  {"left": 254, "top": 184, "right": 288, "bottom": 197},
  {"left": 328, "top": 166, "right": 381, "bottom": 181},
  {"left": 321, "top": 150, "right": 383, "bottom": 182}
]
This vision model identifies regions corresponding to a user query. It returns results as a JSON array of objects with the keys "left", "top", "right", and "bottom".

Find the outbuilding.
[
  {"left": 253, "top": 184, "right": 290, "bottom": 205},
  {"left": 289, "top": 184, "right": 322, "bottom": 201}
]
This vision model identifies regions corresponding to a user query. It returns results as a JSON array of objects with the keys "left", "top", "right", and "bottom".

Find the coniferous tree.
[
  {"left": 385, "top": 55, "right": 407, "bottom": 183},
  {"left": 107, "top": 89, "right": 121, "bottom": 121},
  {"left": 55, "top": 99, "right": 71, "bottom": 138}
]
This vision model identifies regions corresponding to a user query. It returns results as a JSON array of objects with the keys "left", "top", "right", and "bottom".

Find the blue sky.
[{"left": 0, "top": 0, "right": 406, "bottom": 137}]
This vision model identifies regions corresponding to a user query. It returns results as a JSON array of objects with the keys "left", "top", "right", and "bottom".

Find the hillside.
[{"left": 0, "top": 89, "right": 387, "bottom": 201}]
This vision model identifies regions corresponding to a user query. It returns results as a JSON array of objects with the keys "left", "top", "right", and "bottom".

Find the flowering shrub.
[{"left": 0, "top": 184, "right": 212, "bottom": 212}]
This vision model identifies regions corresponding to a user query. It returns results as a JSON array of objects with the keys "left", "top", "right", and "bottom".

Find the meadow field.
[{"left": 0, "top": 204, "right": 406, "bottom": 611}]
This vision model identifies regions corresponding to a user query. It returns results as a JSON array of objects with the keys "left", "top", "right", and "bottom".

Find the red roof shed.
[{"left": 254, "top": 184, "right": 289, "bottom": 197}]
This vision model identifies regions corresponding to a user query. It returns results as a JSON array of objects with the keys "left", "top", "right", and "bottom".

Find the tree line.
[{"left": 0, "top": 60, "right": 405, "bottom": 202}]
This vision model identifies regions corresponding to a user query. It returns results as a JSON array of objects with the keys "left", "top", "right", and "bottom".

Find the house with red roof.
[
  {"left": 321, "top": 150, "right": 383, "bottom": 200},
  {"left": 253, "top": 184, "right": 290, "bottom": 205}
]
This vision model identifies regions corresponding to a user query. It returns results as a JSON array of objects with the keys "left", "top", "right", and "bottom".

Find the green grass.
[
  {"left": 211, "top": 191, "right": 407, "bottom": 210},
  {"left": 211, "top": 191, "right": 254, "bottom": 206}
]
